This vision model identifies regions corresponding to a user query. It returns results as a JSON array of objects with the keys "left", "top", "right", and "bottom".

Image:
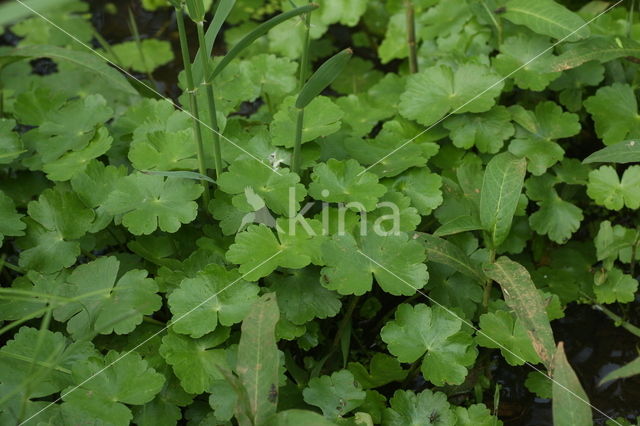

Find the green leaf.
[
  {"left": 0, "top": 118, "right": 23, "bottom": 164},
  {"left": 268, "top": 268, "right": 342, "bottom": 325},
  {"left": 600, "top": 356, "right": 640, "bottom": 385},
  {"left": 479, "top": 152, "right": 527, "bottom": 247},
  {"left": 268, "top": 409, "right": 337, "bottom": 426},
  {"left": 129, "top": 129, "right": 197, "bottom": 171},
  {"left": 384, "top": 168, "right": 443, "bottom": 215},
  {"left": 42, "top": 127, "right": 112, "bottom": 181},
  {"left": 594, "top": 221, "right": 637, "bottom": 262},
  {"left": 309, "top": 159, "right": 387, "bottom": 211},
  {"left": 218, "top": 158, "right": 305, "bottom": 215},
  {"left": 415, "top": 233, "right": 485, "bottom": 282},
  {"left": 525, "top": 174, "right": 583, "bottom": 244},
  {"left": 483, "top": 257, "right": 556, "bottom": 368},
  {"left": 104, "top": 173, "right": 203, "bottom": 235},
  {"left": 508, "top": 101, "right": 580, "bottom": 175},
  {"left": 54, "top": 257, "right": 162, "bottom": 338},
  {"left": 167, "top": 264, "right": 259, "bottom": 337},
  {"left": 0, "top": 0, "right": 79, "bottom": 28},
  {"left": 347, "top": 353, "right": 407, "bottom": 390},
  {"left": 399, "top": 63, "right": 504, "bottom": 127},
  {"left": 236, "top": 293, "right": 280, "bottom": 425},
  {"left": 455, "top": 403, "right": 503, "bottom": 426},
  {"left": 34, "top": 94, "right": 113, "bottom": 163},
  {"left": 552, "top": 342, "right": 593, "bottom": 426},
  {"left": 0, "top": 327, "right": 96, "bottom": 398},
  {"left": 583, "top": 140, "right": 640, "bottom": 164},
  {"left": 443, "top": 106, "right": 514, "bottom": 154},
  {"left": 142, "top": 170, "right": 216, "bottom": 184},
  {"left": 61, "top": 351, "right": 165, "bottom": 424},
  {"left": 321, "top": 231, "right": 428, "bottom": 296},
  {"left": 587, "top": 165, "right": 640, "bottom": 210},
  {"left": 186, "top": 0, "right": 206, "bottom": 22},
  {"left": 494, "top": 34, "right": 560, "bottom": 91},
  {"left": 159, "top": 329, "right": 230, "bottom": 394},
  {"left": 271, "top": 95, "right": 344, "bottom": 148},
  {"left": 502, "top": 0, "right": 590, "bottom": 41},
  {"left": 296, "top": 48, "right": 352, "bottom": 109},
  {"left": 226, "top": 219, "right": 326, "bottom": 281},
  {"left": 381, "top": 304, "right": 476, "bottom": 386},
  {"left": 435, "top": 215, "right": 483, "bottom": 237},
  {"left": 476, "top": 310, "right": 542, "bottom": 365},
  {"left": 384, "top": 389, "right": 454, "bottom": 426},
  {"left": 546, "top": 36, "right": 640, "bottom": 72},
  {"left": 584, "top": 83, "right": 640, "bottom": 146},
  {"left": 4, "top": 45, "right": 137, "bottom": 94},
  {"left": 302, "top": 370, "right": 366, "bottom": 420},
  {"left": 594, "top": 268, "right": 638, "bottom": 304},
  {"left": 18, "top": 187, "right": 94, "bottom": 273},
  {"left": 0, "top": 190, "right": 25, "bottom": 246},
  {"left": 108, "top": 39, "right": 174, "bottom": 73},
  {"left": 210, "top": 3, "right": 319, "bottom": 80}
]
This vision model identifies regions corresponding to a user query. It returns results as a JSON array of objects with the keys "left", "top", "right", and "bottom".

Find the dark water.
[{"left": 3, "top": 1, "right": 640, "bottom": 424}]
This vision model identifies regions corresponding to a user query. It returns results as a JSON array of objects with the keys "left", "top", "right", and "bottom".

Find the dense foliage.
[{"left": 0, "top": 0, "right": 640, "bottom": 425}]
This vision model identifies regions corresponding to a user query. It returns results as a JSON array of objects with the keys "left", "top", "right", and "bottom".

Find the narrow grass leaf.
[
  {"left": 296, "top": 48, "right": 353, "bottom": 109},
  {"left": 209, "top": 3, "right": 318, "bottom": 80}
]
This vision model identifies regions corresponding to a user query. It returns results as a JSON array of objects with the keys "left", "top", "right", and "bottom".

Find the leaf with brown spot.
[
  {"left": 483, "top": 256, "right": 555, "bottom": 368},
  {"left": 236, "top": 293, "right": 280, "bottom": 425}
]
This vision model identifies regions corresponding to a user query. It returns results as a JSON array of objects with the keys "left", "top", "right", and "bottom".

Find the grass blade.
[
  {"left": 296, "top": 48, "right": 352, "bottom": 109},
  {"left": 209, "top": 3, "right": 319, "bottom": 81}
]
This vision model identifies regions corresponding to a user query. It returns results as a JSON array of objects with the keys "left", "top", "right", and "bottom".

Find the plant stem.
[
  {"left": 292, "top": 108, "right": 305, "bottom": 174},
  {"left": 482, "top": 248, "right": 497, "bottom": 311},
  {"left": 129, "top": 8, "right": 157, "bottom": 87},
  {"left": 629, "top": 0, "right": 636, "bottom": 38},
  {"left": 405, "top": 0, "right": 418, "bottom": 74},
  {"left": 175, "top": 6, "right": 211, "bottom": 207},
  {"left": 630, "top": 228, "right": 639, "bottom": 277},
  {"left": 594, "top": 304, "right": 640, "bottom": 338},
  {"left": 196, "top": 21, "right": 223, "bottom": 179},
  {"left": 291, "top": 5, "right": 312, "bottom": 174}
]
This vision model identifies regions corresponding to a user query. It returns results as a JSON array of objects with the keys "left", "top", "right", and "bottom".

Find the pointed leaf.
[
  {"left": 236, "top": 294, "right": 280, "bottom": 426},
  {"left": 296, "top": 48, "right": 352, "bottom": 109},
  {"left": 552, "top": 342, "right": 593, "bottom": 426},
  {"left": 599, "top": 356, "right": 640, "bottom": 385},
  {"left": 503, "top": 0, "right": 590, "bottom": 41},
  {"left": 479, "top": 152, "right": 527, "bottom": 247},
  {"left": 483, "top": 257, "right": 556, "bottom": 368},
  {"left": 415, "top": 233, "right": 485, "bottom": 282},
  {"left": 583, "top": 140, "right": 640, "bottom": 164},
  {"left": 210, "top": 4, "right": 318, "bottom": 80}
]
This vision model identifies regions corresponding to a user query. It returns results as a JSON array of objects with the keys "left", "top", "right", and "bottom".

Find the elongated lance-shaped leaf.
[
  {"left": 236, "top": 293, "right": 280, "bottom": 425},
  {"left": 599, "top": 356, "right": 640, "bottom": 385},
  {"left": 296, "top": 48, "right": 353, "bottom": 109},
  {"left": 1, "top": 45, "right": 137, "bottom": 95},
  {"left": 583, "top": 139, "right": 640, "bottom": 164},
  {"left": 192, "top": 0, "right": 235, "bottom": 84},
  {"left": 209, "top": 3, "right": 318, "bottom": 81},
  {"left": 415, "top": 232, "right": 485, "bottom": 283},
  {"left": 434, "top": 215, "right": 483, "bottom": 237},
  {"left": 503, "top": 0, "right": 590, "bottom": 42},
  {"left": 546, "top": 36, "right": 640, "bottom": 72},
  {"left": 479, "top": 152, "right": 527, "bottom": 248},
  {"left": 552, "top": 342, "right": 593, "bottom": 426},
  {"left": 484, "top": 257, "right": 556, "bottom": 368}
]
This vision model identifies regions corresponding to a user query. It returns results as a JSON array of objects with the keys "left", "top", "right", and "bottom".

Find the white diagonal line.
[
  {"left": 19, "top": 250, "right": 283, "bottom": 425},
  {"left": 357, "top": 249, "right": 622, "bottom": 426},
  {"left": 358, "top": 0, "right": 624, "bottom": 176},
  {"left": 14, "top": 0, "right": 283, "bottom": 176}
]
